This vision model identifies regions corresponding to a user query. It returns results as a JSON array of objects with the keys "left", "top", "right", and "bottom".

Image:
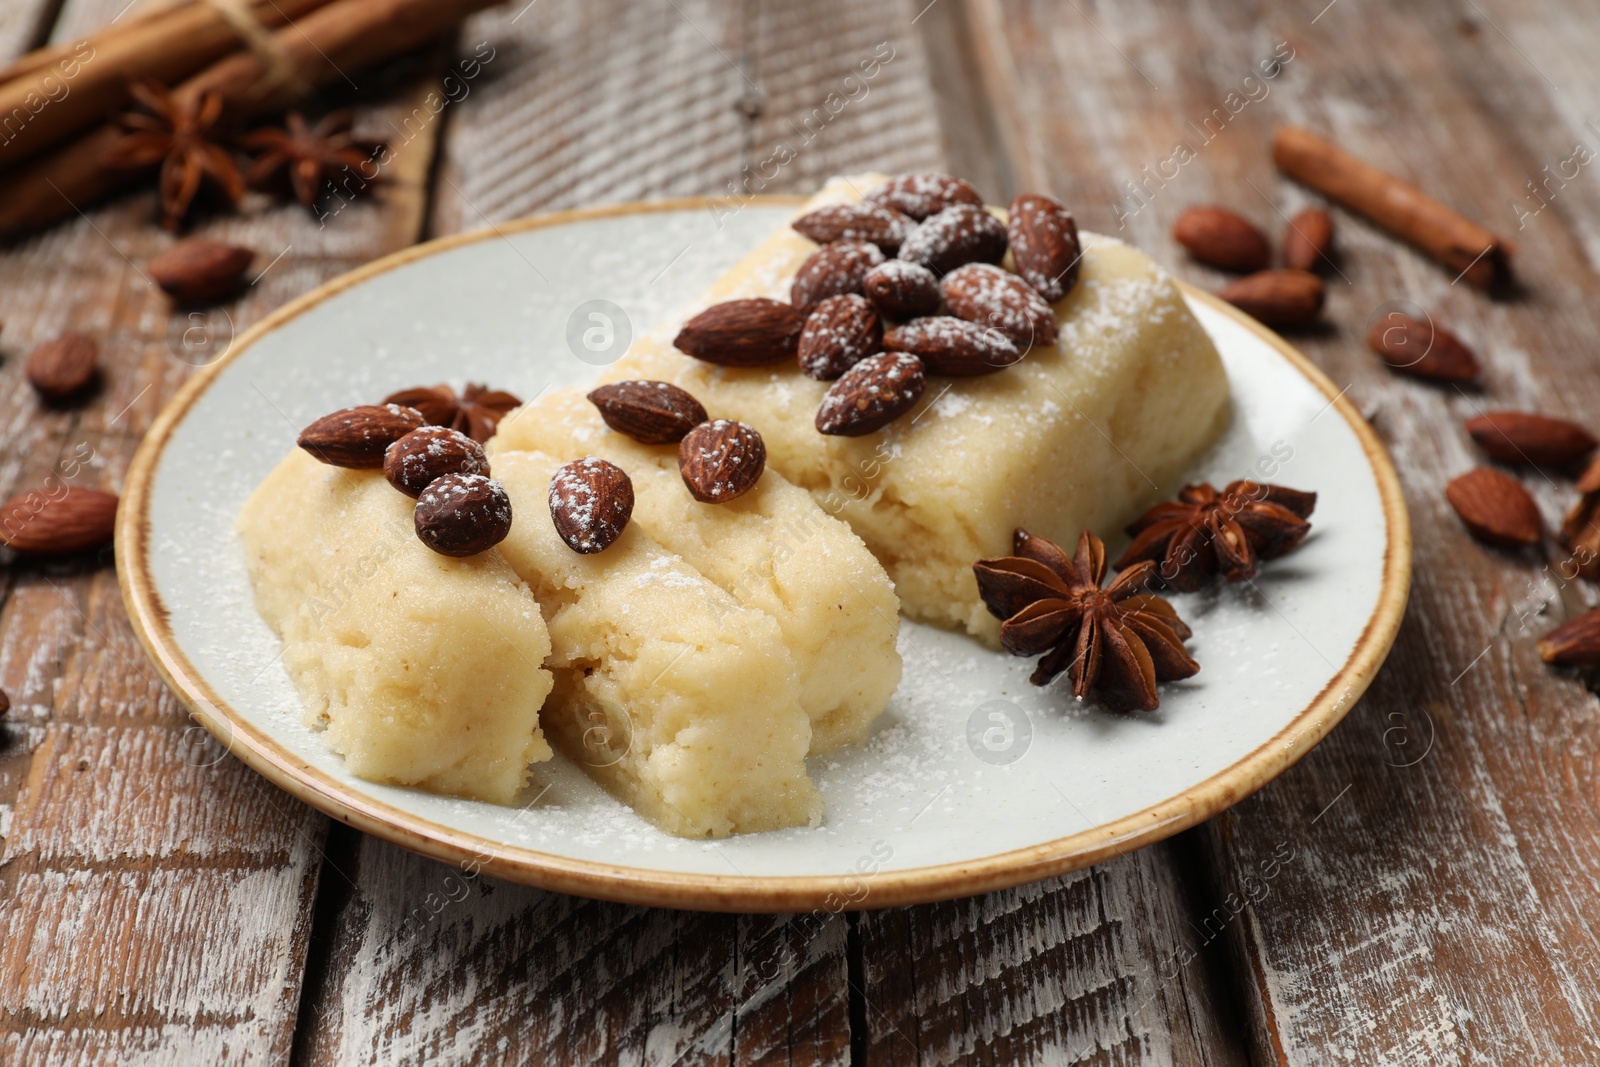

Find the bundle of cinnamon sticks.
[{"left": 0, "top": 0, "right": 504, "bottom": 239}]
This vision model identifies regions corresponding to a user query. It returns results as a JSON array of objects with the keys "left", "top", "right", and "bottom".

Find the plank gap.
[
  {"left": 288, "top": 819, "right": 363, "bottom": 1067},
  {"left": 846, "top": 911, "right": 868, "bottom": 1067}
]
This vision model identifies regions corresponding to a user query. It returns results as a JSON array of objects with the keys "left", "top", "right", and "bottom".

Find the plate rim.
[{"left": 116, "top": 196, "right": 1412, "bottom": 912}]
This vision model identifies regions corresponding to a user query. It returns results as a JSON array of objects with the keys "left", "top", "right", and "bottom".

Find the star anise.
[
  {"left": 381, "top": 383, "right": 522, "bottom": 443},
  {"left": 1115, "top": 481, "right": 1317, "bottom": 592},
  {"left": 974, "top": 529, "right": 1199, "bottom": 711},
  {"left": 102, "top": 81, "right": 244, "bottom": 231},
  {"left": 240, "top": 111, "right": 385, "bottom": 209}
]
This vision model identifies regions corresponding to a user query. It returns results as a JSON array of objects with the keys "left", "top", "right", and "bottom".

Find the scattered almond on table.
[
  {"left": 26, "top": 332, "right": 99, "bottom": 401},
  {"left": 1445, "top": 468, "right": 1542, "bottom": 547}
]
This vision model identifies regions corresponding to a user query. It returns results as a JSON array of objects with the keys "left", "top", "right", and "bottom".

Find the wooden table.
[{"left": 3, "top": 0, "right": 1598, "bottom": 1062}]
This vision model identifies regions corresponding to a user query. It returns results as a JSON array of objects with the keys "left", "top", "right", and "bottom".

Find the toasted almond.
[
  {"left": 816, "top": 352, "right": 926, "bottom": 436},
  {"left": 383, "top": 426, "right": 488, "bottom": 498},
  {"left": 940, "top": 263, "right": 1058, "bottom": 347},
  {"left": 0, "top": 487, "right": 118, "bottom": 555},
  {"left": 791, "top": 202, "right": 913, "bottom": 253},
  {"left": 26, "top": 332, "right": 98, "bottom": 401},
  {"left": 1007, "top": 193, "right": 1081, "bottom": 302},
  {"left": 1282, "top": 207, "right": 1335, "bottom": 273},
  {"left": 679, "top": 419, "right": 765, "bottom": 503},
  {"left": 673, "top": 298, "right": 805, "bottom": 366},
  {"left": 548, "top": 457, "right": 633, "bottom": 554},
  {"left": 1538, "top": 607, "right": 1600, "bottom": 666},
  {"left": 866, "top": 171, "right": 984, "bottom": 221},
  {"left": 297, "top": 403, "right": 426, "bottom": 469},
  {"left": 1368, "top": 315, "right": 1480, "bottom": 382},
  {"left": 1173, "top": 206, "right": 1272, "bottom": 273},
  {"left": 883, "top": 316, "right": 1021, "bottom": 376},
  {"left": 798, "top": 294, "right": 882, "bottom": 380},
  {"left": 861, "top": 260, "right": 941, "bottom": 320},
  {"left": 1559, "top": 482, "right": 1600, "bottom": 580},
  {"left": 790, "top": 240, "right": 884, "bottom": 313},
  {"left": 1445, "top": 467, "right": 1541, "bottom": 547},
  {"left": 897, "top": 204, "right": 1008, "bottom": 275},
  {"left": 587, "top": 380, "right": 708, "bottom": 444},
  {"left": 148, "top": 238, "right": 255, "bottom": 303},
  {"left": 1466, "top": 411, "right": 1596, "bottom": 467},
  {"left": 415, "top": 473, "right": 512, "bottom": 557},
  {"left": 1217, "top": 269, "right": 1324, "bottom": 328}
]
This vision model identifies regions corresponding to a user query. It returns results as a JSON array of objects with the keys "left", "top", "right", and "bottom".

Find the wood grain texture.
[
  {"left": 0, "top": 0, "right": 453, "bottom": 1061},
  {"left": 968, "top": 0, "right": 1600, "bottom": 1062}
]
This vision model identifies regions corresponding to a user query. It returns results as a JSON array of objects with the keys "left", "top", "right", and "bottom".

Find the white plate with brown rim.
[{"left": 117, "top": 196, "right": 1410, "bottom": 912}]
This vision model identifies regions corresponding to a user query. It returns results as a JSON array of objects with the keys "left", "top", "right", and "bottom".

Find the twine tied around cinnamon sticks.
[{"left": 199, "top": 0, "right": 313, "bottom": 103}]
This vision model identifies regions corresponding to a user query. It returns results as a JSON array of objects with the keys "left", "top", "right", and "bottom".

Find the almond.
[
  {"left": 298, "top": 403, "right": 426, "bottom": 469},
  {"left": 415, "top": 472, "right": 512, "bottom": 557},
  {"left": 1559, "top": 467, "right": 1600, "bottom": 579},
  {"left": 1173, "top": 206, "right": 1272, "bottom": 273},
  {"left": 790, "top": 240, "right": 885, "bottom": 313},
  {"left": 862, "top": 260, "right": 941, "bottom": 320},
  {"left": 883, "top": 316, "right": 1021, "bottom": 376},
  {"left": 1282, "top": 207, "right": 1335, "bottom": 273},
  {"left": 1445, "top": 467, "right": 1541, "bottom": 547},
  {"left": 940, "top": 263, "right": 1058, "bottom": 348},
  {"left": 1217, "top": 269, "right": 1324, "bottom": 328},
  {"left": 1007, "top": 193, "right": 1081, "bottom": 302},
  {"left": 798, "top": 294, "right": 882, "bottom": 380},
  {"left": 1538, "top": 607, "right": 1600, "bottom": 666},
  {"left": 791, "top": 202, "right": 913, "bottom": 253},
  {"left": 383, "top": 426, "right": 489, "bottom": 498},
  {"left": 1368, "top": 315, "right": 1480, "bottom": 382},
  {"left": 679, "top": 419, "right": 765, "bottom": 503},
  {"left": 1466, "top": 411, "right": 1596, "bottom": 467},
  {"left": 0, "top": 487, "right": 118, "bottom": 555},
  {"left": 26, "top": 332, "right": 98, "bottom": 401},
  {"left": 866, "top": 171, "right": 984, "bottom": 221},
  {"left": 148, "top": 238, "right": 255, "bottom": 303},
  {"left": 673, "top": 298, "right": 805, "bottom": 366},
  {"left": 816, "top": 352, "right": 926, "bottom": 436},
  {"left": 897, "top": 204, "right": 1008, "bottom": 276},
  {"left": 587, "top": 380, "right": 708, "bottom": 444},
  {"left": 548, "top": 457, "right": 633, "bottom": 554}
]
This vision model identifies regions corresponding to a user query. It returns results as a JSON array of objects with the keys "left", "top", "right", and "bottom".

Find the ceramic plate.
[{"left": 118, "top": 198, "right": 1410, "bottom": 912}]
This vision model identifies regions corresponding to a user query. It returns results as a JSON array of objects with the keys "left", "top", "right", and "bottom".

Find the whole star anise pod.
[
  {"left": 102, "top": 81, "right": 244, "bottom": 231},
  {"left": 240, "top": 111, "right": 385, "bottom": 209},
  {"left": 974, "top": 529, "right": 1199, "bottom": 711},
  {"left": 381, "top": 383, "right": 522, "bottom": 443},
  {"left": 1115, "top": 481, "right": 1317, "bottom": 592}
]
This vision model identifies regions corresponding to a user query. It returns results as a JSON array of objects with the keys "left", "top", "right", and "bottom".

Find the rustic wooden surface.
[{"left": 1, "top": 0, "right": 1597, "bottom": 1063}]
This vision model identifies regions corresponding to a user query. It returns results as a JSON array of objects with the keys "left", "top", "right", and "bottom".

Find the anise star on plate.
[
  {"left": 1115, "top": 480, "right": 1317, "bottom": 592},
  {"left": 102, "top": 81, "right": 244, "bottom": 231},
  {"left": 381, "top": 383, "right": 522, "bottom": 443},
  {"left": 240, "top": 111, "right": 385, "bottom": 209},
  {"left": 974, "top": 528, "right": 1199, "bottom": 712}
]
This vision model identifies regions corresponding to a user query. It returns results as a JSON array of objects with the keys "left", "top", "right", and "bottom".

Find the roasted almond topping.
[
  {"left": 883, "top": 316, "right": 1021, "bottom": 376},
  {"left": 1007, "top": 193, "right": 1081, "bottom": 302},
  {"left": 1466, "top": 411, "right": 1596, "bottom": 467},
  {"left": 0, "top": 487, "right": 118, "bottom": 556},
  {"left": 679, "top": 419, "right": 766, "bottom": 503},
  {"left": 790, "top": 240, "right": 885, "bottom": 313},
  {"left": 798, "top": 294, "right": 883, "bottom": 380},
  {"left": 1282, "top": 207, "right": 1335, "bottom": 273},
  {"left": 1539, "top": 608, "right": 1600, "bottom": 666},
  {"left": 897, "top": 204, "right": 1008, "bottom": 276},
  {"left": 861, "top": 260, "right": 941, "bottom": 320},
  {"left": 816, "top": 351, "right": 926, "bottom": 436},
  {"left": 383, "top": 426, "right": 489, "bottom": 498},
  {"left": 1368, "top": 315, "right": 1480, "bottom": 382},
  {"left": 1117, "top": 480, "right": 1317, "bottom": 591},
  {"left": 1217, "top": 269, "right": 1325, "bottom": 329},
  {"left": 415, "top": 472, "right": 512, "bottom": 557},
  {"left": 587, "top": 380, "right": 708, "bottom": 444},
  {"left": 674, "top": 298, "right": 806, "bottom": 367},
  {"left": 940, "top": 263, "right": 1059, "bottom": 348},
  {"left": 148, "top": 239, "right": 255, "bottom": 303},
  {"left": 1173, "top": 206, "right": 1272, "bottom": 273},
  {"left": 865, "top": 171, "right": 983, "bottom": 221},
  {"left": 791, "top": 202, "right": 913, "bottom": 253},
  {"left": 297, "top": 403, "right": 425, "bottom": 469},
  {"left": 1445, "top": 467, "right": 1541, "bottom": 547},
  {"left": 548, "top": 457, "right": 634, "bottom": 554},
  {"left": 26, "top": 332, "right": 98, "bottom": 401}
]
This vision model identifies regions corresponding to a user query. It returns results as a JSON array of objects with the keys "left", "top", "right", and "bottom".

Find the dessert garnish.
[
  {"left": 897, "top": 203, "right": 1007, "bottom": 275},
  {"left": 1445, "top": 468, "right": 1541, "bottom": 547},
  {"left": 816, "top": 352, "right": 925, "bottom": 437},
  {"left": 679, "top": 419, "right": 766, "bottom": 502},
  {"left": 1116, "top": 481, "right": 1317, "bottom": 591},
  {"left": 415, "top": 473, "right": 512, "bottom": 557},
  {"left": 1465, "top": 411, "right": 1596, "bottom": 467},
  {"left": 101, "top": 81, "right": 242, "bottom": 231},
  {"left": 587, "top": 380, "right": 708, "bottom": 444},
  {"left": 798, "top": 294, "right": 882, "bottom": 380},
  {"left": 1172, "top": 205, "right": 1272, "bottom": 273},
  {"left": 865, "top": 171, "right": 983, "bottom": 221},
  {"left": 1216, "top": 270, "right": 1325, "bottom": 329},
  {"left": 1007, "top": 193, "right": 1081, "bottom": 302},
  {"left": 790, "top": 240, "right": 884, "bottom": 313},
  {"left": 861, "top": 260, "right": 941, "bottom": 319},
  {"left": 791, "top": 202, "right": 912, "bottom": 252},
  {"left": 940, "top": 263, "right": 1059, "bottom": 347},
  {"left": 548, "top": 457, "right": 634, "bottom": 554},
  {"left": 381, "top": 382, "right": 521, "bottom": 443},
  {"left": 297, "top": 403, "right": 426, "bottom": 469},
  {"left": 674, "top": 298, "right": 805, "bottom": 366},
  {"left": 883, "top": 316, "right": 1020, "bottom": 376},
  {"left": 241, "top": 110, "right": 385, "bottom": 209},
  {"left": 974, "top": 529, "right": 1198, "bottom": 711},
  {"left": 1366, "top": 314, "right": 1480, "bottom": 382},
  {"left": 383, "top": 426, "right": 489, "bottom": 498}
]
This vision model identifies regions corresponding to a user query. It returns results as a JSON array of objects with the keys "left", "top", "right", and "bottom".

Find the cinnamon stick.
[
  {"left": 0, "top": 0, "right": 504, "bottom": 239},
  {"left": 1273, "top": 125, "right": 1513, "bottom": 290},
  {"left": 0, "top": 0, "right": 335, "bottom": 172}
]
